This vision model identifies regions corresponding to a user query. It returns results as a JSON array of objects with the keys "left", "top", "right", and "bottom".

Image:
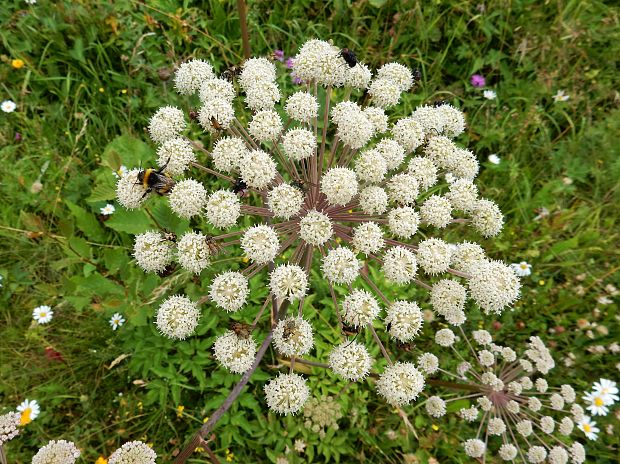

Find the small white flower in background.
[
  {"left": 577, "top": 415, "right": 599, "bottom": 440},
  {"left": 32, "top": 305, "right": 53, "bottom": 324},
  {"left": 109, "top": 313, "right": 125, "bottom": 330},
  {"left": 16, "top": 399, "right": 40, "bottom": 425},
  {"left": 483, "top": 89, "right": 496, "bottom": 100},
  {"left": 488, "top": 154, "right": 501, "bottom": 165},
  {"left": 596, "top": 295, "right": 613, "bottom": 305},
  {"left": 592, "top": 378, "right": 619, "bottom": 401},
  {"left": 0, "top": 274, "right": 3, "bottom": 288},
  {"left": 112, "top": 165, "right": 128, "bottom": 179},
  {"left": 510, "top": 261, "right": 532, "bottom": 277},
  {"left": 25, "top": 0, "right": 37, "bottom": 4},
  {"left": 553, "top": 90, "right": 570, "bottom": 102},
  {"left": 100, "top": 203, "right": 116, "bottom": 215},
  {"left": 1, "top": 100, "right": 16, "bottom": 113}
]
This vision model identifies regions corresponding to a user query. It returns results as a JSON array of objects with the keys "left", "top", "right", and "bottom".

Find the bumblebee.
[
  {"left": 342, "top": 323, "right": 360, "bottom": 347},
  {"left": 221, "top": 65, "right": 242, "bottom": 82},
  {"left": 136, "top": 160, "right": 175, "bottom": 198},
  {"left": 232, "top": 178, "right": 249, "bottom": 197},
  {"left": 230, "top": 322, "right": 252, "bottom": 339},
  {"left": 339, "top": 48, "right": 358, "bottom": 68},
  {"left": 161, "top": 230, "right": 177, "bottom": 243}
]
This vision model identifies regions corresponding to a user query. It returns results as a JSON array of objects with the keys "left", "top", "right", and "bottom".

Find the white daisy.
[
  {"left": 32, "top": 305, "right": 53, "bottom": 324},
  {"left": 100, "top": 204, "right": 116, "bottom": 215},
  {"left": 488, "top": 154, "right": 501, "bottom": 165},
  {"left": 1, "top": 100, "right": 17, "bottom": 113},
  {"left": 592, "top": 379, "right": 619, "bottom": 402},
  {"left": 109, "top": 313, "right": 125, "bottom": 330},
  {"left": 553, "top": 90, "right": 570, "bottom": 102},
  {"left": 16, "top": 399, "right": 40, "bottom": 424},
  {"left": 510, "top": 261, "right": 532, "bottom": 277},
  {"left": 577, "top": 415, "right": 599, "bottom": 440},
  {"left": 582, "top": 391, "right": 609, "bottom": 416},
  {"left": 483, "top": 90, "right": 496, "bottom": 100}
]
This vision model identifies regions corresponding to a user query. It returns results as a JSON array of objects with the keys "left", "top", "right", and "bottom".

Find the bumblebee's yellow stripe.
[{"left": 142, "top": 169, "right": 153, "bottom": 188}]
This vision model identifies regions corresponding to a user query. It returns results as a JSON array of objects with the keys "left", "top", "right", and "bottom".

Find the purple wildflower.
[
  {"left": 471, "top": 74, "right": 486, "bottom": 87},
  {"left": 291, "top": 73, "right": 302, "bottom": 85},
  {"left": 285, "top": 57, "right": 294, "bottom": 69},
  {"left": 273, "top": 50, "right": 285, "bottom": 62},
  {"left": 15, "top": 132, "right": 22, "bottom": 142}
]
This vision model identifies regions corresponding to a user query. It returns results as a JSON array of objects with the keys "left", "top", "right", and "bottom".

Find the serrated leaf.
[
  {"left": 87, "top": 180, "right": 117, "bottom": 203},
  {"left": 105, "top": 207, "right": 155, "bottom": 234},
  {"left": 65, "top": 200, "right": 106, "bottom": 241},
  {"left": 103, "top": 134, "right": 154, "bottom": 168}
]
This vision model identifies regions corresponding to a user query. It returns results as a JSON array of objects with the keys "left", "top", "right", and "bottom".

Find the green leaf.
[
  {"left": 105, "top": 207, "right": 155, "bottom": 235},
  {"left": 103, "top": 134, "right": 154, "bottom": 168},
  {"left": 70, "top": 273, "right": 124, "bottom": 296},
  {"left": 368, "top": 0, "right": 387, "bottom": 7},
  {"left": 65, "top": 200, "right": 106, "bottom": 242}
]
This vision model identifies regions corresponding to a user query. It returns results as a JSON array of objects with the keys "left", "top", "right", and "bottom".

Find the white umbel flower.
[
  {"left": 377, "top": 63, "right": 414, "bottom": 91},
  {"left": 269, "top": 264, "right": 308, "bottom": 302},
  {"left": 376, "top": 362, "right": 425, "bottom": 406},
  {"left": 239, "top": 149, "right": 277, "bottom": 189},
  {"left": 156, "top": 295, "right": 201, "bottom": 339},
  {"left": 267, "top": 184, "right": 304, "bottom": 219},
  {"left": 420, "top": 195, "right": 452, "bottom": 228},
  {"left": 488, "top": 417, "right": 507, "bottom": 435},
  {"left": 417, "top": 353, "right": 439, "bottom": 375},
  {"left": 169, "top": 179, "right": 207, "bottom": 219},
  {"left": 363, "top": 107, "right": 389, "bottom": 134},
  {"left": 417, "top": 238, "right": 452, "bottom": 275},
  {"left": 382, "top": 246, "right": 417, "bottom": 284},
  {"left": 292, "top": 39, "right": 347, "bottom": 87},
  {"left": 459, "top": 407, "right": 479, "bottom": 422},
  {"left": 449, "top": 148, "right": 479, "bottom": 180},
  {"left": 109, "top": 441, "right": 157, "bottom": 464},
  {"left": 148, "top": 106, "right": 186, "bottom": 143},
  {"left": 329, "top": 341, "right": 372, "bottom": 381},
  {"left": 468, "top": 259, "right": 521, "bottom": 314},
  {"left": 424, "top": 136, "right": 460, "bottom": 170},
  {"left": 387, "top": 206, "right": 420, "bottom": 239},
  {"left": 392, "top": 117, "right": 424, "bottom": 153},
  {"left": 499, "top": 444, "right": 518, "bottom": 461},
  {"left": 375, "top": 138, "right": 406, "bottom": 170},
  {"left": 359, "top": 186, "right": 388, "bottom": 215},
  {"left": 174, "top": 59, "right": 215, "bottom": 95},
  {"left": 32, "top": 440, "right": 80, "bottom": 464},
  {"left": 116, "top": 169, "right": 149, "bottom": 209},
  {"left": 407, "top": 156, "right": 438, "bottom": 191},
  {"left": 177, "top": 231, "right": 211, "bottom": 273},
  {"left": 463, "top": 439, "right": 485, "bottom": 458},
  {"left": 430, "top": 279, "right": 467, "bottom": 323},
  {"left": 351, "top": 222, "right": 385, "bottom": 255},
  {"left": 211, "top": 137, "right": 248, "bottom": 173},
  {"left": 284, "top": 91, "right": 319, "bottom": 123},
  {"left": 133, "top": 231, "right": 174, "bottom": 273},
  {"left": 435, "top": 328, "right": 456, "bottom": 347},
  {"left": 369, "top": 78, "right": 402, "bottom": 108},
  {"left": 156, "top": 137, "right": 196, "bottom": 176},
  {"left": 540, "top": 416, "right": 555, "bottom": 434},
  {"left": 341, "top": 289, "right": 381, "bottom": 327},
  {"left": 436, "top": 104, "right": 466, "bottom": 138},
  {"left": 198, "top": 98, "right": 235, "bottom": 133},
  {"left": 386, "top": 173, "right": 419, "bottom": 205},
  {"left": 209, "top": 271, "right": 249, "bottom": 312},
  {"left": 239, "top": 58, "right": 277, "bottom": 89},
  {"left": 470, "top": 199, "right": 504, "bottom": 237},
  {"left": 273, "top": 317, "right": 314, "bottom": 356},
  {"left": 299, "top": 210, "right": 333, "bottom": 246},
  {"left": 322, "top": 247, "right": 362, "bottom": 285},
  {"left": 559, "top": 417, "right": 574, "bottom": 435},
  {"left": 446, "top": 178, "right": 478, "bottom": 211},
  {"left": 472, "top": 329, "right": 493, "bottom": 346},
  {"left": 345, "top": 63, "right": 372, "bottom": 90},
  {"left": 264, "top": 373, "right": 310, "bottom": 415},
  {"left": 244, "top": 81, "right": 281, "bottom": 111},
  {"left": 206, "top": 190, "right": 241, "bottom": 228},
  {"left": 425, "top": 396, "right": 447, "bottom": 418},
  {"left": 548, "top": 447, "right": 569, "bottom": 464},
  {"left": 321, "top": 167, "right": 358, "bottom": 206},
  {"left": 527, "top": 446, "right": 547, "bottom": 463},
  {"left": 199, "top": 77, "right": 236, "bottom": 104},
  {"left": 248, "top": 110, "right": 283, "bottom": 142},
  {"left": 241, "top": 225, "right": 280, "bottom": 264},
  {"left": 0, "top": 412, "right": 20, "bottom": 445},
  {"left": 335, "top": 109, "right": 373, "bottom": 149},
  {"left": 451, "top": 242, "right": 486, "bottom": 273},
  {"left": 213, "top": 330, "right": 257, "bottom": 374},
  {"left": 570, "top": 443, "right": 586, "bottom": 464},
  {"left": 385, "top": 300, "right": 423, "bottom": 342},
  {"left": 355, "top": 149, "right": 387, "bottom": 184},
  {"left": 409, "top": 105, "right": 446, "bottom": 135},
  {"left": 282, "top": 128, "right": 316, "bottom": 161}
]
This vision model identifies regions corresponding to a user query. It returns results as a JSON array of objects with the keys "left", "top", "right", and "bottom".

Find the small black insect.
[
  {"left": 396, "top": 341, "right": 416, "bottom": 352},
  {"left": 221, "top": 65, "right": 241, "bottom": 82},
  {"left": 188, "top": 109, "right": 199, "bottom": 121},
  {"left": 161, "top": 230, "right": 177, "bottom": 243},
  {"left": 432, "top": 100, "right": 449, "bottom": 107},
  {"left": 157, "top": 263, "right": 177, "bottom": 278},
  {"left": 412, "top": 68, "right": 422, "bottom": 82},
  {"left": 136, "top": 158, "right": 176, "bottom": 199},
  {"left": 338, "top": 48, "right": 358, "bottom": 68},
  {"left": 204, "top": 235, "right": 222, "bottom": 256},
  {"left": 232, "top": 178, "right": 249, "bottom": 197},
  {"left": 342, "top": 323, "right": 361, "bottom": 347}
]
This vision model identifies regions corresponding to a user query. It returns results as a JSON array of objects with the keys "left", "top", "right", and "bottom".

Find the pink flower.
[
  {"left": 471, "top": 74, "right": 485, "bottom": 87},
  {"left": 273, "top": 50, "right": 285, "bottom": 62}
]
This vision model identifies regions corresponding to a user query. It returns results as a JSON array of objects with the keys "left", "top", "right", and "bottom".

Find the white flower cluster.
[{"left": 32, "top": 440, "right": 80, "bottom": 464}]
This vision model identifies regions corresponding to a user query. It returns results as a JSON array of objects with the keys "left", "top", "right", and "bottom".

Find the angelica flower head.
[
  {"left": 32, "top": 440, "right": 80, "bottom": 464},
  {"left": 109, "top": 441, "right": 157, "bottom": 464}
]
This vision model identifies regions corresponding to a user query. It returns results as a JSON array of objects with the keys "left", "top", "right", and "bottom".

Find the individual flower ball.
[
  {"left": 269, "top": 264, "right": 308, "bottom": 302},
  {"left": 211, "top": 136, "right": 248, "bottom": 173},
  {"left": 430, "top": 279, "right": 467, "bottom": 322},
  {"left": 156, "top": 137, "right": 196, "bottom": 176},
  {"left": 331, "top": 101, "right": 362, "bottom": 125},
  {"left": 376, "top": 362, "right": 425, "bottom": 406},
  {"left": 239, "top": 57, "right": 277, "bottom": 90},
  {"left": 451, "top": 241, "right": 486, "bottom": 273},
  {"left": 241, "top": 225, "right": 280, "bottom": 264},
  {"left": 239, "top": 149, "right": 277, "bottom": 189},
  {"left": 420, "top": 195, "right": 452, "bottom": 228},
  {"left": 468, "top": 259, "right": 521, "bottom": 314},
  {"left": 155, "top": 295, "right": 201, "bottom": 339},
  {"left": 470, "top": 198, "right": 504, "bottom": 237},
  {"left": 385, "top": 300, "right": 423, "bottom": 342},
  {"left": 285, "top": 91, "right": 319, "bottom": 123},
  {"left": 445, "top": 178, "right": 478, "bottom": 211},
  {"left": 168, "top": 179, "right": 207, "bottom": 219},
  {"left": 321, "top": 167, "right": 358, "bottom": 206},
  {"left": 351, "top": 222, "right": 385, "bottom": 256},
  {"left": 32, "top": 305, "right": 53, "bottom": 324},
  {"left": 409, "top": 105, "right": 446, "bottom": 135},
  {"left": 0, "top": 412, "right": 20, "bottom": 446},
  {"left": 570, "top": 443, "right": 586, "bottom": 464},
  {"left": 176, "top": 231, "right": 211, "bottom": 273},
  {"left": 369, "top": 78, "right": 402, "bottom": 108},
  {"left": 32, "top": 440, "right": 80, "bottom": 464},
  {"left": 209, "top": 271, "right": 249, "bottom": 312},
  {"left": 267, "top": 184, "right": 304, "bottom": 219},
  {"left": 292, "top": 39, "right": 347, "bottom": 87},
  {"left": 487, "top": 417, "right": 507, "bottom": 435},
  {"left": 425, "top": 396, "right": 447, "bottom": 418},
  {"left": 527, "top": 446, "right": 547, "bottom": 463},
  {"left": 133, "top": 231, "right": 174, "bottom": 273},
  {"left": 116, "top": 169, "right": 149, "bottom": 209},
  {"left": 548, "top": 447, "right": 569, "bottom": 464},
  {"left": 436, "top": 104, "right": 466, "bottom": 138},
  {"left": 524, "top": 336, "right": 555, "bottom": 374},
  {"left": 213, "top": 330, "right": 257, "bottom": 374},
  {"left": 407, "top": 156, "right": 438, "bottom": 191},
  {"left": 387, "top": 206, "right": 420, "bottom": 239},
  {"left": 273, "top": 317, "right": 314, "bottom": 356},
  {"left": 386, "top": 173, "right": 419, "bottom": 205},
  {"left": 282, "top": 128, "right": 317, "bottom": 161},
  {"left": 424, "top": 135, "right": 460, "bottom": 170},
  {"left": 355, "top": 149, "right": 387, "bottom": 184},
  {"left": 198, "top": 98, "right": 235, "bottom": 133},
  {"left": 264, "top": 373, "right": 310, "bottom": 415},
  {"left": 248, "top": 110, "right": 283, "bottom": 142},
  {"left": 416, "top": 238, "right": 452, "bottom": 275},
  {"left": 299, "top": 210, "right": 333, "bottom": 246},
  {"left": 498, "top": 443, "right": 518, "bottom": 460},
  {"left": 359, "top": 186, "right": 389, "bottom": 215},
  {"left": 322, "top": 247, "right": 362, "bottom": 285},
  {"left": 392, "top": 117, "right": 424, "bottom": 153},
  {"left": 198, "top": 77, "right": 236, "bottom": 104},
  {"left": 244, "top": 81, "right": 281, "bottom": 111},
  {"left": 472, "top": 329, "right": 493, "bottom": 346},
  {"left": 363, "top": 107, "right": 389, "bottom": 134},
  {"left": 335, "top": 108, "right": 374, "bottom": 149},
  {"left": 463, "top": 439, "right": 485, "bottom": 458},
  {"left": 435, "top": 328, "right": 456, "bottom": 347},
  {"left": 341, "top": 289, "right": 381, "bottom": 327},
  {"left": 382, "top": 246, "right": 417, "bottom": 284},
  {"left": 449, "top": 148, "right": 479, "bottom": 180},
  {"left": 174, "top": 59, "right": 215, "bottom": 95},
  {"left": 376, "top": 62, "right": 414, "bottom": 91},
  {"left": 417, "top": 353, "right": 439, "bottom": 375},
  {"left": 375, "top": 138, "right": 406, "bottom": 170},
  {"left": 206, "top": 190, "right": 241, "bottom": 228},
  {"left": 148, "top": 106, "right": 186, "bottom": 143},
  {"left": 345, "top": 63, "right": 372, "bottom": 90},
  {"left": 109, "top": 441, "right": 157, "bottom": 464},
  {"left": 329, "top": 341, "right": 373, "bottom": 381}
]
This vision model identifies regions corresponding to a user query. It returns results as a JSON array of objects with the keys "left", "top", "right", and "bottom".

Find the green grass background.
[{"left": 1, "top": 0, "right": 619, "bottom": 462}]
